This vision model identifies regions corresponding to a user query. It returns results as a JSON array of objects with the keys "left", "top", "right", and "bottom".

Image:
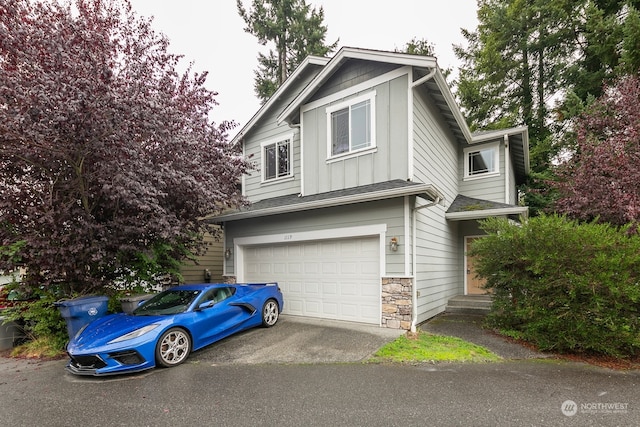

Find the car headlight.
[
  {"left": 73, "top": 324, "right": 89, "bottom": 340},
  {"left": 108, "top": 324, "right": 160, "bottom": 344}
]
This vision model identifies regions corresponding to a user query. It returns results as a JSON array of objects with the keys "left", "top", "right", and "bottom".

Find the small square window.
[{"left": 464, "top": 144, "right": 499, "bottom": 178}]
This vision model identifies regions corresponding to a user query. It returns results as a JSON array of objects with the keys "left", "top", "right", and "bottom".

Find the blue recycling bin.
[{"left": 55, "top": 295, "right": 109, "bottom": 338}]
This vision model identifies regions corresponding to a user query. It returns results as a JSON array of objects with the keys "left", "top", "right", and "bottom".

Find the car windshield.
[{"left": 133, "top": 289, "right": 201, "bottom": 316}]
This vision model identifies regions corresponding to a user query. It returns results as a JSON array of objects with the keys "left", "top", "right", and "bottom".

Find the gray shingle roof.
[
  {"left": 208, "top": 180, "right": 441, "bottom": 222},
  {"left": 445, "top": 194, "right": 528, "bottom": 221}
]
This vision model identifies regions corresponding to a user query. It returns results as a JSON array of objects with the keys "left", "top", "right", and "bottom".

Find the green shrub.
[
  {"left": 472, "top": 214, "right": 640, "bottom": 357},
  {"left": 3, "top": 287, "right": 68, "bottom": 351}
]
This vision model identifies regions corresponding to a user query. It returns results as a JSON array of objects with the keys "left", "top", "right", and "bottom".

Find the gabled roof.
[
  {"left": 277, "top": 46, "right": 473, "bottom": 144},
  {"left": 445, "top": 194, "right": 528, "bottom": 221},
  {"left": 231, "top": 47, "right": 530, "bottom": 181},
  {"left": 232, "top": 47, "right": 478, "bottom": 147},
  {"left": 207, "top": 180, "right": 444, "bottom": 222},
  {"left": 230, "top": 55, "right": 330, "bottom": 145}
]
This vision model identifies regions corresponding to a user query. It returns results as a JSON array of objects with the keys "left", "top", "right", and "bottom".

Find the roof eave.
[
  {"left": 431, "top": 69, "right": 473, "bottom": 143},
  {"left": 210, "top": 183, "right": 443, "bottom": 222},
  {"left": 445, "top": 206, "right": 529, "bottom": 221}
]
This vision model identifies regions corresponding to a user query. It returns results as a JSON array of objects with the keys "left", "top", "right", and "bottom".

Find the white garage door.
[{"left": 243, "top": 236, "right": 380, "bottom": 324}]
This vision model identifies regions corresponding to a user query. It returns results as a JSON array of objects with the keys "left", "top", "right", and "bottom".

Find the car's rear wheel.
[
  {"left": 155, "top": 328, "right": 191, "bottom": 368},
  {"left": 261, "top": 299, "right": 279, "bottom": 327}
]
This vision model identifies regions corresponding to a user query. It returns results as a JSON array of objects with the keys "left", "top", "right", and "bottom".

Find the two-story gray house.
[{"left": 209, "top": 47, "right": 529, "bottom": 331}]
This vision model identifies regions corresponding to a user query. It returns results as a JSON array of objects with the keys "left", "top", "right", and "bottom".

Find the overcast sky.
[{"left": 127, "top": 0, "right": 479, "bottom": 133}]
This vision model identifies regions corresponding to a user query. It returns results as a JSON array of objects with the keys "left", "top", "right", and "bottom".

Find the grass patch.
[
  {"left": 10, "top": 336, "right": 66, "bottom": 360},
  {"left": 369, "top": 331, "right": 500, "bottom": 363}
]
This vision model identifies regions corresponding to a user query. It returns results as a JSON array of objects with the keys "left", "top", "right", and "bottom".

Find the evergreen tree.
[
  {"left": 454, "top": 0, "right": 640, "bottom": 215},
  {"left": 237, "top": 0, "right": 338, "bottom": 103}
]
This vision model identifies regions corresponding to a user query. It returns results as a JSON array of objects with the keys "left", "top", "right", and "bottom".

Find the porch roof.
[{"left": 445, "top": 194, "right": 528, "bottom": 222}]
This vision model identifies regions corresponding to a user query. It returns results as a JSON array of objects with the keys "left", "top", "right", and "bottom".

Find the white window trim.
[
  {"left": 261, "top": 133, "right": 294, "bottom": 183},
  {"left": 463, "top": 142, "right": 500, "bottom": 180},
  {"left": 325, "top": 91, "right": 376, "bottom": 160}
]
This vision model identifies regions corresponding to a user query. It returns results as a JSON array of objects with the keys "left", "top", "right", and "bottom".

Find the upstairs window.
[
  {"left": 262, "top": 136, "right": 292, "bottom": 182},
  {"left": 326, "top": 92, "right": 375, "bottom": 158},
  {"left": 464, "top": 144, "right": 499, "bottom": 179}
]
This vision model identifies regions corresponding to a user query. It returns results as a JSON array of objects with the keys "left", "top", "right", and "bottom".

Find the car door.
[{"left": 189, "top": 287, "right": 248, "bottom": 348}]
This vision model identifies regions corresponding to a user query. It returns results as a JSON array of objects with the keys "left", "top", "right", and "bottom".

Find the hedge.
[{"left": 471, "top": 215, "right": 640, "bottom": 357}]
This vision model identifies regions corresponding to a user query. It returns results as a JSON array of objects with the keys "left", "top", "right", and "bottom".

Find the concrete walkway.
[{"left": 420, "top": 312, "right": 550, "bottom": 359}]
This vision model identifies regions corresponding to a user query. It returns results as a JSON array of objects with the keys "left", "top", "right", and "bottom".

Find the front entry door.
[{"left": 465, "top": 237, "right": 488, "bottom": 295}]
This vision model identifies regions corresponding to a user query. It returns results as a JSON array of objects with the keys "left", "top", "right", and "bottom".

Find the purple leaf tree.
[
  {"left": 0, "top": 0, "right": 250, "bottom": 294},
  {"left": 552, "top": 75, "right": 640, "bottom": 228}
]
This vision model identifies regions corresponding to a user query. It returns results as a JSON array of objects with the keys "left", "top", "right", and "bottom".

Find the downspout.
[
  {"left": 410, "top": 196, "right": 442, "bottom": 333},
  {"left": 407, "top": 68, "right": 438, "bottom": 333},
  {"left": 504, "top": 134, "right": 510, "bottom": 203},
  {"left": 288, "top": 123, "right": 302, "bottom": 195},
  {"left": 408, "top": 68, "right": 437, "bottom": 179}
]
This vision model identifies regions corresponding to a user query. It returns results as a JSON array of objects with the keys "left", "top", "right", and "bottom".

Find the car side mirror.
[{"left": 197, "top": 300, "right": 216, "bottom": 311}]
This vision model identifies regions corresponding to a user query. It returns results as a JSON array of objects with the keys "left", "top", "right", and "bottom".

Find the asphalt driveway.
[
  {"left": 189, "top": 314, "right": 404, "bottom": 365},
  {"left": 190, "top": 312, "right": 549, "bottom": 366}
]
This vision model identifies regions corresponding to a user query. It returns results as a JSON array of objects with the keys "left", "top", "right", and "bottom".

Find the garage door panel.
[
  {"left": 339, "top": 283, "right": 358, "bottom": 296},
  {"left": 287, "top": 244, "right": 302, "bottom": 256},
  {"left": 287, "top": 299, "right": 303, "bottom": 313},
  {"left": 286, "top": 262, "right": 302, "bottom": 274},
  {"left": 321, "top": 241, "right": 338, "bottom": 253},
  {"left": 322, "top": 302, "right": 338, "bottom": 315},
  {"left": 360, "top": 304, "right": 380, "bottom": 319},
  {"left": 340, "top": 303, "right": 359, "bottom": 317},
  {"left": 304, "top": 300, "right": 322, "bottom": 315},
  {"left": 244, "top": 236, "right": 380, "bottom": 324},
  {"left": 360, "top": 261, "right": 379, "bottom": 275},
  {"left": 304, "top": 262, "right": 319, "bottom": 274},
  {"left": 322, "top": 262, "right": 338, "bottom": 274},
  {"left": 303, "top": 243, "right": 320, "bottom": 256},
  {"left": 322, "top": 282, "right": 338, "bottom": 295},
  {"left": 304, "top": 281, "right": 320, "bottom": 295},
  {"left": 339, "top": 240, "right": 358, "bottom": 253},
  {"left": 339, "top": 262, "right": 357, "bottom": 275}
]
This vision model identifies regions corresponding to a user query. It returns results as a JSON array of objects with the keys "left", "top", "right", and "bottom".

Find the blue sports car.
[{"left": 66, "top": 283, "right": 283, "bottom": 376}]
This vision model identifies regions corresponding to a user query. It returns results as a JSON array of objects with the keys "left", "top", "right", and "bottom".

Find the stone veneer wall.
[{"left": 381, "top": 277, "right": 413, "bottom": 330}]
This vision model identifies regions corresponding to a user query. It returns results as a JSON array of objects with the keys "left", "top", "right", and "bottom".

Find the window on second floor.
[
  {"left": 464, "top": 143, "right": 499, "bottom": 179},
  {"left": 326, "top": 92, "right": 376, "bottom": 158},
  {"left": 262, "top": 136, "right": 293, "bottom": 182}
]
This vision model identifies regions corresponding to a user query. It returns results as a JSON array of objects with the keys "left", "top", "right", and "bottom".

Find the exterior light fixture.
[{"left": 390, "top": 237, "right": 399, "bottom": 252}]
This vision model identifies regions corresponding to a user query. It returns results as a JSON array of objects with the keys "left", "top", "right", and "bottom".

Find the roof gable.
[
  {"left": 230, "top": 55, "right": 329, "bottom": 145},
  {"left": 276, "top": 47, "right": 472, "bottom": 144}
]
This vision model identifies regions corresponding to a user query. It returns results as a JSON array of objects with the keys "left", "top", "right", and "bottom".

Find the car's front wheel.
[
  {"left": 155, "top": 328, "right": 191, "bottom": 368},
  {"left": 261, "top": 299, "right": 279, "bottom": 327}
]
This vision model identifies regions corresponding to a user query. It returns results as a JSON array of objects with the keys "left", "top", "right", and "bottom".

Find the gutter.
[{"left": 445, "top": 206, "right": 529, "bottom": 221}]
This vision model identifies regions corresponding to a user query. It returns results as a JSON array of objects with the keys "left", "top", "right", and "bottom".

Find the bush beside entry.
[
  {"left": 471, "top": 215, "right": 640, "bottom": 358},
  {"left": 55, "top": 296, "right": 110, "bottom": 338}
]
